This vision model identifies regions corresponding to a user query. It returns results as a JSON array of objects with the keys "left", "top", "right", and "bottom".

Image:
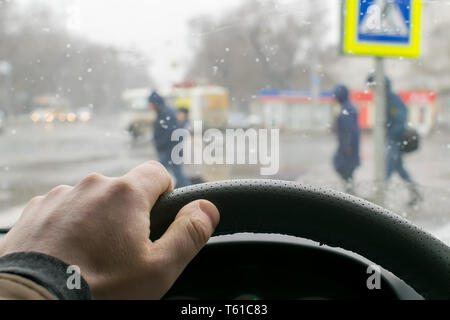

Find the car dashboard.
[
  {"left": 164, "top": 234, "right": 423, "bottom": 300},
  {"left": 0, "top": 231, "right": 424, "bottom": 300}
]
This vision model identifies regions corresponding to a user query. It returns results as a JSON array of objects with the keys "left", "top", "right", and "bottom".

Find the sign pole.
[
  {"left": 0, "top": 61, "right": 12, "bottom": 114},
  {"left": 342, "top": 0, "right": 422, "bottom": 204},
  {"left": 374, "top": 56, "right": 386, "bottom": 205}
]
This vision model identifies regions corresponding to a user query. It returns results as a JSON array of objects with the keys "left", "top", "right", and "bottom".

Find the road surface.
[{"left": 0, "top": 115, "right": 449, "bottom": 245}]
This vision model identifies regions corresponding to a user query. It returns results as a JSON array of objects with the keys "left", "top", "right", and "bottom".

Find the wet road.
[{"left": 0, "top": 115, "right": 449, "bottom": 244}]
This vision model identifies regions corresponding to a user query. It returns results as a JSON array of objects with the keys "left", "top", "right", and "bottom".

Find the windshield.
[{"left": 0, "top": 0, "right": 449, "bottom": 246}]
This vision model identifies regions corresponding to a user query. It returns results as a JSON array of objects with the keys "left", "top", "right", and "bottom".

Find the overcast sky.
[{"left": 18, "top": 0, "right": 338, "bottom": 88}]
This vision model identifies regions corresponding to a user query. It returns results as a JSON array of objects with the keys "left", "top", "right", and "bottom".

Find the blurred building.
[
  {"left": 253, "top": 89, "right": 438, "bottom": 135},
  {"left": 351, "top": 90, "right": 438, "bottom": 136},
  {"left": 253, "top": 90, "right": 335, "bottom": 132}
]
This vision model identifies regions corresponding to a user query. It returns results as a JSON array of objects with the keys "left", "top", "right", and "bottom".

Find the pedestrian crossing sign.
[{"left": 342, "top": 0, "right": 422, "bottom": 58}]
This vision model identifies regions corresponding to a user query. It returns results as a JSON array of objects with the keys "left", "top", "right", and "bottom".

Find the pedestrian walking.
[
  {"left": 332, "top": 85, "right": 361, "bottom": 194},
  {"left": 148, "top": 91, "right": 191, "bottom": 188}
]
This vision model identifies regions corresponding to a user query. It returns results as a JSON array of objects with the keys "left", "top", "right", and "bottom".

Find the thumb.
[{"left": 152, "top": 200, "right": 220, "bottom": 278}]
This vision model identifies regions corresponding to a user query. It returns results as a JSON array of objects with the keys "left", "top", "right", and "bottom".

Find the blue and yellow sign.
[{"left": 342, "top": 0, "right": 422, "bottom": 58}]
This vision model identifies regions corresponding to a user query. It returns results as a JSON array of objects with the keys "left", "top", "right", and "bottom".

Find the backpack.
[{"left": 400, "top": 127, "right": 420, "bottom": 153}]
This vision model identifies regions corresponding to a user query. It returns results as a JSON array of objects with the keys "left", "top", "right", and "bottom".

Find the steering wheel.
[{"left": 150, "top": 180, "right": 450, "bottom": 300}]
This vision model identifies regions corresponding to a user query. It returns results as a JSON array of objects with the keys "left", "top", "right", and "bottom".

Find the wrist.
[{"left": 0, "top": 251, "right": 92, "bottom": 300}]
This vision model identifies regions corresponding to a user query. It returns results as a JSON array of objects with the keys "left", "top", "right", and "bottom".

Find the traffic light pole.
[{"left": 374, "top": 56, "right": 387, "bottom": 205}]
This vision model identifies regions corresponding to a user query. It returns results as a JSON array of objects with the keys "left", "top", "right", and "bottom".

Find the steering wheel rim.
[{"left": 150, "top": 179, "right": 450, "bottom": 300}]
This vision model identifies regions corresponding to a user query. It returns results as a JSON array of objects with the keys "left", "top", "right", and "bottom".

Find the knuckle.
[
  {"left": 108, "top": 178, "right": 136, "bottom": 197},
  {"left": 48, "top": 185, "right": 71, "bottom": 196},
  {"left": 146, "top": 161, "right": 170, "bottom": 179},
  {"left": 28, "top": 195, "right": 44, "bottom": 205},
  {"left": 79, "top": 173, "right": 105, "bottom": 185},
  {"left": 147, "top": 160, "right": 166, "bottom": 171},
  {"left": 186, "top": 216, "right": 210, "bottom": 250}
]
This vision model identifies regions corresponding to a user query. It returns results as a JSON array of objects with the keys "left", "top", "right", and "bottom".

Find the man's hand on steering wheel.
[{"left": 0, "top": 161, "right": 220, "bottom": 299}]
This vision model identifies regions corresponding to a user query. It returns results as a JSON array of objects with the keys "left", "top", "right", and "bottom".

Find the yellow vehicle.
[
  {"left": 170, "top": 85, "right": 230, "bottom": 129},
  {"left": 169, "top": 85, "right": 231, "bottom": 182}
]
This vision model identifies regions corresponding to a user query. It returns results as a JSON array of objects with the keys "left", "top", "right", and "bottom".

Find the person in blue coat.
[
  {"left": 332, "top": 85, "right": 361, "bottom": 194},
  {"left": 148, "top": 91, "right": 191, "bottom": 188}
]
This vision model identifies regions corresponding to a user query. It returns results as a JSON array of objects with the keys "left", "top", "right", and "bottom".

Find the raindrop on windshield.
[{"left": 160, "top": 120, "right": 168, "bottom": 129}]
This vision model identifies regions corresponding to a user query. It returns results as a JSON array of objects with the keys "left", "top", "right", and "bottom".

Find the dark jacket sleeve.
[{"left": 0, "top": 252, "right": 92, "bottom": 300}]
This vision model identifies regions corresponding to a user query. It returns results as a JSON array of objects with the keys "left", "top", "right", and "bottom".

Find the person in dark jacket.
[
  {"left": 367, "top": 75, "right": 422, "bottom": 206},
  {"left": 382, "top": 77, "right": 421, "bottom": 206},
  {"left": 148, "top": 91, "right": 191, "bottom": 188},
  {"left": 333, "top": 85, "right": 361, "bottom": 194}
]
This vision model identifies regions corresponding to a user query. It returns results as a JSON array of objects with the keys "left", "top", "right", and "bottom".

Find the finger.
[
  {"left": 122, "top": 161, "right": 173, "bottom": 208},
  {"left": 151, "top": 200, "right": 220, "bottom": 277}
]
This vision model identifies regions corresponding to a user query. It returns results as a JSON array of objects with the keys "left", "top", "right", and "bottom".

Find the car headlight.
[
  {"left": 30, "top": 112, "right": 41, "bottom": 123},
  {"left": 45, "top": 113, "right": 54, "bottom": 123},
  {"left": 58, "top": 113, "right": 67, "bottom": 122},
  {"left": 79, "top": 111, "right": 91, "bottom": 122},
  {"left": 67, "top": 113, "right": 77, "bottom": 122}
]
